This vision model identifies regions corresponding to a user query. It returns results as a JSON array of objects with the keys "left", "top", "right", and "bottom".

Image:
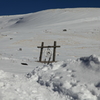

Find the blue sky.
[{"left": 0, "top": 0, "right": 100, "bottom": 15}]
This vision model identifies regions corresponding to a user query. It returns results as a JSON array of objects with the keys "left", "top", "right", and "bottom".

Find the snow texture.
[
  {"left": 27, "top": 55, "right": 100, "bottom": 100},
  {"left": 0, "top": 8, "right": 100, "bottom": 100}
]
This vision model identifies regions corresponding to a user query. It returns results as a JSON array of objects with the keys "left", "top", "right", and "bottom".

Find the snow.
[
  {"left": 28, "top": 55, "right": 100, "bottom": 100},
  {"left": 0, "top": 70, "right": 66, "bottom": 100},
  {"left": 0, "top": 8, "right": 100, "bottom": 100}
]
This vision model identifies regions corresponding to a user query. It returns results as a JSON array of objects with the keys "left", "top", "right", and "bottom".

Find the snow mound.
[
  {"left": 27, "top": 55, "right": 100, "bottom": 100},
  {"left": 80, "top": 55, "right": 100, "bottom": 71}
]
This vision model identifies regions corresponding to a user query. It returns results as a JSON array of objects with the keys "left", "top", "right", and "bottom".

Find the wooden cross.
[{"left": 37, "top": 41, "right": 60, "bottom": 63}]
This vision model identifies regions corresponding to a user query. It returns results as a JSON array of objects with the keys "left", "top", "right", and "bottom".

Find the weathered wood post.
[
  {"left": 53, "top": 41, "right": 56, "bottom": 62},
  {"left": 39, "top": 42, "right": 44, "bottom": 62}
]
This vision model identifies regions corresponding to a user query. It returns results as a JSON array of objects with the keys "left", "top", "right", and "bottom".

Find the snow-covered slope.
[
  {"left": 0, "top": 8, "right": 100, "bottom": 73},
  {"left": 0, "top": 8, "right": 100, "bottom": 100}
]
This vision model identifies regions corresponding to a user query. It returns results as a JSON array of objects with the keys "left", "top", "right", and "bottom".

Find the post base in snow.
[{"left": 36, "top": 61, "right": 57, "bottom": 64}]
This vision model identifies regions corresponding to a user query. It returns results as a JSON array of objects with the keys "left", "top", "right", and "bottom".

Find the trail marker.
[{"left": 37, "top": 41, "right": 60, "bottom": 64}]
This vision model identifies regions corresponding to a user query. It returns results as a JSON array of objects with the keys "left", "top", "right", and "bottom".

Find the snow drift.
[{"left": 26, "top": 55, "right": 100, "bottom": 100}]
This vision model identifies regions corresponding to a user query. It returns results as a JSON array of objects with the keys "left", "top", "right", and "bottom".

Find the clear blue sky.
[{"left": 0, "top": 0, "right": 100, "bottom": 15}]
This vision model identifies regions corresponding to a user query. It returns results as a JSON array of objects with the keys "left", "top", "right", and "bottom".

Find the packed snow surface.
[{"left": 0, "top": 8, "right": 100, "bottom": 100}]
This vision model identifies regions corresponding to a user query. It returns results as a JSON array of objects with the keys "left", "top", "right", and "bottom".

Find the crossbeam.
[{"left": 37, "top": 46, "right": 60, "bottom": 48}]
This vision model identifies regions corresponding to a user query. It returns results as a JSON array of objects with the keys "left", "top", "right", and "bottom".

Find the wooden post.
[
  {"left": 53, "top": 41, "right": 56, "bottom": 62},
  {"left": 39, "top": 42, "right": 44, "bottom": 62}
]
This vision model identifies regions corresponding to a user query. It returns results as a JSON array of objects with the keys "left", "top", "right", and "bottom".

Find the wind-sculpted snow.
[{"left": 27, "top": 55, "right": 100, "bottom": 100}]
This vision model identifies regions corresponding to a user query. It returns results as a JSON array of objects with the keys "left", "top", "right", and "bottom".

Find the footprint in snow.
[{"left": 67, "top": 69, "right": 76, "bottom": 73}]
